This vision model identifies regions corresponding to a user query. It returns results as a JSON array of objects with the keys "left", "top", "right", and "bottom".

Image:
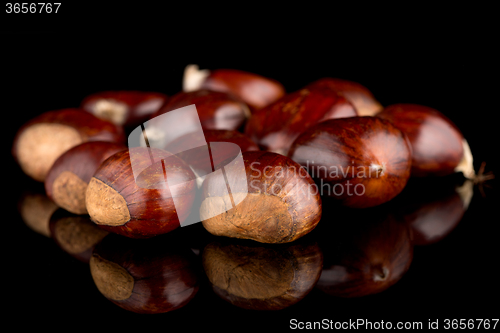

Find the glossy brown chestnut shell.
[
  {"left": 89, "top": 232, "right": 200, "bottom": 314},
  {"left": 152, "top": 89, "right": 250, "bottom": 131},
  {"left": 163, "top": 128, "right": 259, "bottom": 158},
  {"left": 85, "top": 147, "right": 196, "bottom": 238},
  {"left": 376, "top": 104, "right": 472, "bottom": 178},
  {"left": 201, "top": 129, "right": 260, "bottom": 152},
  {"left": 202, "top": 238, "right": 323, "bottom": 310},
  {"left": 45, "top": 141, "right": 127, "bottom": 215},
  {"left": 200, "top": 151, "right": 322, "bottom": 243},
  {"left": 306, "top": 77, "right": 383, "bottom": 116},
  {"left": 244, "top": 86, "right": 357, "bottom": 155},
  {"left": 12, "top": 108, "right": 125, "bottom": 182},
  {"left": 183, "top": 65, "right": 286, "bottom": 111},
  {"left": 163, "top": 129, "right": 259, "bottom": 184},
  {"left": 288, "top": 116, "right": 412, "bottom": 208},
  {"left": 81, "top": 90, "right": 168, "bottom": 128}
]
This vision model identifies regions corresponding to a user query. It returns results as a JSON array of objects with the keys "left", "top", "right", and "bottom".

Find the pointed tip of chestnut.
[
  {"left": 470, "top": 161, "right": 495, "bottom": 199},
  {"left": 153, "top": 89, "right": 251, "bottom": 132},
  {"left": 182, "top": 64, "right": 286, "bottom": 110},
  {"left": 306, "top": 77, "right": 383, "bottom": 117},
  {"left": 81, "top": 90, "right": 168, "bottom": 128},
  {"left": 183, "top": 64, "right": 211, "bottom": 92},
  {"left": 454, "top": 138, "right": 476, "bottom": 180}
]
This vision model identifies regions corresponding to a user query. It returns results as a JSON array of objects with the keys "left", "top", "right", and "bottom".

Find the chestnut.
[
  {"left": 151, "top": 89, "right": 250, "bottom": 131},
  {"left": 48, "top": 209, "right": 109, "bottom": 263},
  {"left": 202, "top": 238, "right": 323, "bottom": 310},
  {"left": 162, "top": 128, "right": 260, "bottom": 151},
  {"left": 200, "top": 151, "right": 322, "bottom": 243},
  {"left": 315, "top": 203, "right": 413, "bottom": 298},
  {"left": 162, "top": 129, "right": 259, "bottom": 190},
  {"left": 183, "top": 64, "right": 285, "bottom": 111},
  {"left": 288, "top": 116, "right": 412, "bottom": 208},
  {"left": 306, "top": 77, "right": 383, "bottom": 116},
  {"left": 81, "top": 90, "right": 168, "bottom": 128},
  {"left": 198, "top": 129, "right": 260, "bottom": 152},
  {"left": 244, "top": 86, "right": 357, "bottom": 155},
  {"left": 12, "top": 108, "right": 125, "bottom": 182},
  {"left": 44, "top": 141, "right": 127, "bottom": 215},
  {"left": 85, "top": 147, "right": 196, "bottom": 238},
  {"left": 17, "top": 190, "right": 58, "bottom": 237},
  {"left": 89, "top": 232, "right": 200, "bottom": 314},
  {"left": 376, "top": 103, "right": 474, "bottom": 178}
]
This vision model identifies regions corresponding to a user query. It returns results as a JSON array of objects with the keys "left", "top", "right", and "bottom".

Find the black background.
[{"left": 2, "top": 4, "right": 499, "bottom": 331}]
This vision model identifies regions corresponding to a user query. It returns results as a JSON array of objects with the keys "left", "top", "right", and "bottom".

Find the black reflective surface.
[{"left": 4, "top": 30, "right": 499, "bottom": 331}]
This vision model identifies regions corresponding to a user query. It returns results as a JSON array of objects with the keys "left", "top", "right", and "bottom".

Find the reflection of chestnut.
[
  {"left": 81, "top": 90, "right": 168, "bottom": 128},
  {"left": 17, "top": 190, "right": 58, "bottom": 237},
  {"left": 244, "top": 86, "right": 357, "bottom": 155},
  {"left": 85, "top": 147, "right": 196, "bottom": 238},
  {"left": 183, "top": 64, "right": 285, "bottom": 111},
  {"left": 288, "top": 116, "right": 412, "bottom": 208},
  {"left": 200, "top": 151, "right": 322, "bottom": 243},
  {"left": 153, "top": 89, "right": 251, "bottom": 131},
  {"left": 89, "top": 232, "right": 200, "bottom": 314},
  {"left": 315, "top": 204, "right": 413, "bottom": 298},
  {"left": 394, "top": 178, "right": 473, "bottom": 246},
  {"left": 202, "top": 238, "right": 323, "bottom": 310},
  {"left": 306, "top": 77, "right": 383, "bottom": 116},
  {"left": 12, "top": 108, "right": 125, "bottom": 182},
  {"left": 45, "top": 141, "right": 126, "bottom": 214},
  {"left": 48, "top": 209, "right": 108, "bottom": 263}
]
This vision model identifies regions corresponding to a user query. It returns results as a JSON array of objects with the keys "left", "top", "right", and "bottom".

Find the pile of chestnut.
[
  {"left": 12, "top": 64, "right": 483, "bottom": 245},
  {"left": 14, "top": 64, "right": 493, "bottom": 314}
]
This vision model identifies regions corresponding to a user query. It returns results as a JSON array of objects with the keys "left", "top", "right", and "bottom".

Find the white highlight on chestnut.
[
  {"left": 454, "top": 139, "right": 475, "bottom": 180},
  {"left": 94, "top": 99, "right": 128, "bottom": 126}
]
